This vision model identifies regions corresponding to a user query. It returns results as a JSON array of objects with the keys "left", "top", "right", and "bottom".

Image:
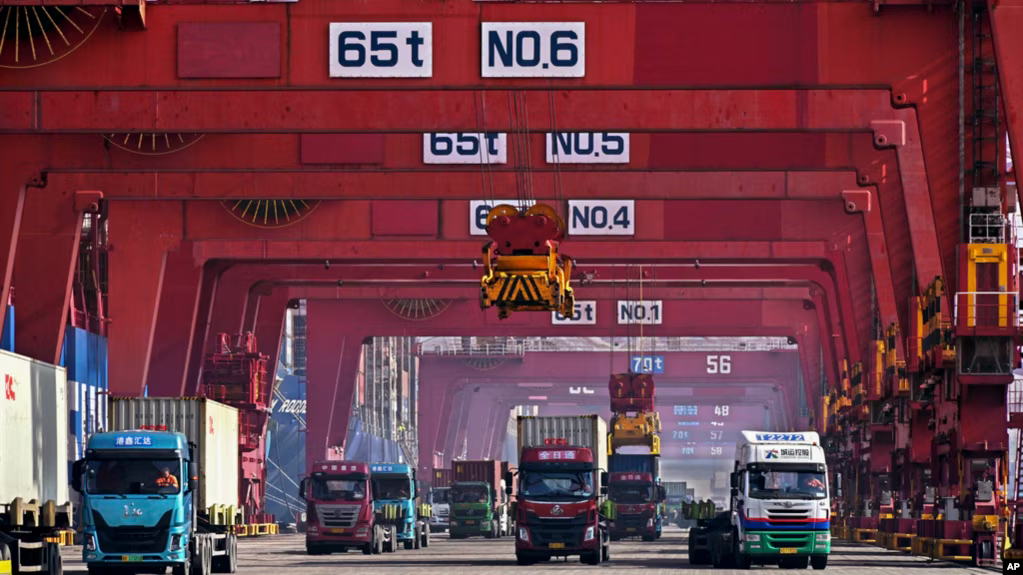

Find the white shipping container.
[
  {"left": 108, "top": 398, "right": 240, "bottom": 511},
  {"left": 0, "top": 350, "right": 69, "bottom": 505},
  {"left": 517, "top": 415, "right": 608, "bottom": 475}
]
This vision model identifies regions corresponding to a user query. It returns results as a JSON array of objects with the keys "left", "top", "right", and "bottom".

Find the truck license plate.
[
  {"left": 464, "top": 520, "right": 476, "bottom": 525},
  {"left": 780, "top": 548, "right": 798, "bottom": 554},
  {"left": 549, "top": 543, "right": 565, "bottom": 549},
  {"left": 328, "top": 528, "right": 347, "bottom": 534},
  {"left": 626, "top": 528, "right": 635, "bottom": 532},
  {"left": 121, "top": 555, "right": 143, "bottom": 562}
]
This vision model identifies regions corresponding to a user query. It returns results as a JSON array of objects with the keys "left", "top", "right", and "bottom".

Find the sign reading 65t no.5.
[
  {"left": 481, "top": 23, "right": 585, "bottom": 78},
  {"left": 329, "top": 23, "right": 433, "bottom": 78}
]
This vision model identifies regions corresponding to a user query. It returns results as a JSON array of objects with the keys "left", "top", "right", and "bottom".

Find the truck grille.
[
  {"left": 525, "top": 515, "right": 587, "bottom": 547},
  {"left": 435, "top": 508, "right": 450, "bottom": 518},
  {"left": 618, "top": 512, "right": 649, "bottom": 529},
  {"left": 455, "top": 508, "right": 485, "bottom": 517},
  {"left": 766, "top": 507, "right": 812, "bottom": 527},
  {"left": 316, "top": 504, "right": 361, "bottom": 528},
  {"left": 93, "top": 510, "right": 171, "bottom": 554}
]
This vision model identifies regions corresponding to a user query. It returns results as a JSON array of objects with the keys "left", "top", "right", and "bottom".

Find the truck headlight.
[
  {"left": 518, "top": 527, "right": 529, "bottom": 542},
  {"left": 815, "top": 533, "right": 830, "bottom": 542},
  {"left": 744, "top": 534, "right": 760, "bottom": 542},
  {"left": 84, "top": 534, "right": 96, "bottom": 551},
  {"left": 170, "top": 534, "right": 184, "bottom": 551},
  {"left": 584, "top": 526, "right": 595, "bottom": 541},
  {"left": 450, "top": 520, "right": 458, "bottom": 527}
]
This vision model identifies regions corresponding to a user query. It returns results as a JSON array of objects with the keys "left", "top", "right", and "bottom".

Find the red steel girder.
[
  {"left": 9, "top": 91, "right": 946, "bottom": 291},
  {"left": 989, "top": 0, "right": 1023, "bottom": 189},
  {"left": 0, "top": 89, "right": 932, "bottom": 133},
  {"left": 12, "top": 188, "right": 85, "bottom": 364}
]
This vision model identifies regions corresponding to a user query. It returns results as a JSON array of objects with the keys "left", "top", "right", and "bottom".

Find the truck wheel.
[
  {"left": 228, "top": 534, "right": 239, "bottom": 572},
  {"left": 362, "top": 543, "right": 373, "bottom": 556},
  {"left": 732, "top": 537, "right": 750, "bottom": 570},
  {"left": 421, "top": 524, "right": 430, "bottom": 548},
  {"left": 810, "top": 555, "right": 828, "bottom": 570},
  {"left": 372, "top": 527, "right": 384, "bottom": 554},
  {"left": 641, "top": 534, "right": 655, "bottom": 542},
  {"left": 580, "top": 549, "right": 602, "bottom": 565},
  {"left": 46, "top": 542, "right": 63, "bottom": 575},
  {"left": 215, "top": 534, "right": 239, "bottom": 571},
  {"left": 602, "top": 539, "right": 611, "bottom": 562}
]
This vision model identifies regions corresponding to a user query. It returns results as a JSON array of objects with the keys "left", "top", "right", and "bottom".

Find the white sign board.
[
  {"left": 423, "top": 133, "right": 507, "bottom": 164},
  {"left": 329, "top": 23, "right": 432, "bottom": 78},
  {"left": 469, "top": 199, "right": 537, "bottom": 236},
  {"left": 617, "top": 300, "right": 663, "bottom": 325},
  {"left": 567, "top": 200, "right": 635, "bottom": 236},
  {"left": 551, "top": 300, "right": 597, "bottom": 325},
  {"left": 481, "top": 22, "right": 585, "bottom": 78},
  {"left": 546, "top": 133, "right": 630, "bottom": 164}
]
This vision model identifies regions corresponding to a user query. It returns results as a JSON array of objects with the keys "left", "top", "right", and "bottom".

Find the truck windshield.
[
  {"left": 748, "top": 470, "right": 827, "bottom": 499},
  {"left": 430, "top": 489, "right": 450, "bottom": 504},
  {"left": 451, "top": 485, "right": 489, "bottom": 503},
  {"left": 520, "top": 470, "right": 594, "bottom": 500},
  {"left": 312, "top": 477, "right": 366, "bottom": 501},
  {"left": 86, "top": 459, "right": 182, "bottom": 495},
  {"left": 609, "top": 483, "right": 652, "bottom": 503},
  {"left": 372, "top": 476, "right": 411, "bottom": 499}
]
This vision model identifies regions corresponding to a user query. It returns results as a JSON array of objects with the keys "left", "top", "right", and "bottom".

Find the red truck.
[
  {"left": 507, "top": 444, "right": 610, "bottom": 565},
  {"left": 299, "top": 461, "right": 398, "bottom": 555}
]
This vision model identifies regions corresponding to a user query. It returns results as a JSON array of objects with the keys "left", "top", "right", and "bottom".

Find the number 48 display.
[{"left": 714, "top": 405, "right": 730, "bottom": 417}]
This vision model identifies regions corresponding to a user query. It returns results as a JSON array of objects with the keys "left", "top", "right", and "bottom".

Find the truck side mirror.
[
  {"left": 730, "top": 472, "right": 738, "bottom": 489},
  {"left": 601, "top": 485, "right": 608, "bottom": 496},
  {"left": 71, "top": 459, "right": 84, "bottom": 493},
  {"left": 659, "top": 486, "right": 667, "bottom": 502},
  {"left": 600, "top": 471, "right": 609, "bottom": 486},
  {"left": 188, "top": 476, "right": 198, "bottom": 492},
  {"left": 299, "top": 478, "right": 308, "bottom": 501},
  {"left": 731, "top": 488, "right": 739, "bottom": 498},
  {"left": 504, "top": 471, "right": 513, "bottom": 496}
]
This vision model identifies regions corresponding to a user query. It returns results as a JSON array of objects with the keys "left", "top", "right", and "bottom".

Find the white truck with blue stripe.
[{"left": 693, "top": 431, "right": 830, "bottom": 570}]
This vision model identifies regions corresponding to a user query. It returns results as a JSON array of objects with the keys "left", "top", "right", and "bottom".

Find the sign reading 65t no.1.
[
  {"left": 329, "top": 23, "right": 433, "bottom": 77},
  {"left": 481, "top": 23, "right": 585, "bottom": 78}
]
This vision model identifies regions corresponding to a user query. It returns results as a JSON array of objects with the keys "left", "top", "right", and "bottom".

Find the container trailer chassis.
[{"left": 0, "top": 498, "right": 70, "bottom": 575}]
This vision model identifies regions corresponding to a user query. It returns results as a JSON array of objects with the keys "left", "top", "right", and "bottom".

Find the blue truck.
[
  {"left": 72, "top": 428, "right": 238, "bottom": 575},
  {"left": 606, "top": 454, "right": 664, "bottom": 542},
  {"left": 369, "top": 463, "right": 431, "bottom": 550}
]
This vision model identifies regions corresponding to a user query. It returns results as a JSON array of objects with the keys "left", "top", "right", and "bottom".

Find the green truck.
[{"left": 448, "top": 460, "right": 508, "bottom": 539}]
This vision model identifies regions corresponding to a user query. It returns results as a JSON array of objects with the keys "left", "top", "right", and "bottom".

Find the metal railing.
[
  {"left": 953, "top": 291, "right": 1020, "bottom": 328},
  {"left": 415, "top": 336, "right": 798, "bottom": 355}
]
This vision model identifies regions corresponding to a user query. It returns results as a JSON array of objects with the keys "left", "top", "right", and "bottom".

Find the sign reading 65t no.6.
[
  {"left": 329, "top": 23, "right": 433, "bottom": 78},
  {"left": 482, "top": 23, "right": 585, "bottom": 78}
]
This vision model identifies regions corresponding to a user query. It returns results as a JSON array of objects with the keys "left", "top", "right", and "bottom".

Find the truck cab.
[
  {"left": 300, "top": 461, "right": 395, "bottom": 555},
  {"left": 428, "top": 487, "right": 450, "bottom": 533},
  {"left": 726, "top": 431, "right": 831, "bottom": 570},
  {"left": 449, "top": 481, "right": 507, "bottom": 539},
  {"left": 72, "top": 430, "right": 236, "bottom": 575},
  {"left": 606, "top": 472, "right": 665, "bottom": 542},
  {"left": 369, "top": 463, "right": 431, "bottom": 550},
  {"left": 508, "top": 445, "right": 610, "bottom": 566}
]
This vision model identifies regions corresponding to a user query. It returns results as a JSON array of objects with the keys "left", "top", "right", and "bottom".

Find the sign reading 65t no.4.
[
  {"left": 329, "top": 23, "right": 433, "bottom": 78},
  {"left": 482, "top": 23, "right": 585, "bottom": 78}
]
